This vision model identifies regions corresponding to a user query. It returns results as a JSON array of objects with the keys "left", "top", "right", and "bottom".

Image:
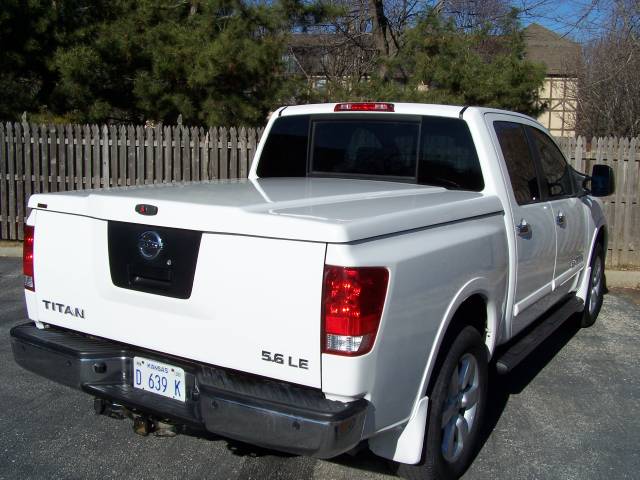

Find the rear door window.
[
  {"left": 494, "top": 121, "right": 541, "bottom": 204},
  {"left": 526, "top": 127, "right": 575, "bottom": 198}
]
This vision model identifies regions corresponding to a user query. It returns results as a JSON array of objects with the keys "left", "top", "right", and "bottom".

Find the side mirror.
[{"left": 589, "top": 164, "right": 615, "bottom": 197}]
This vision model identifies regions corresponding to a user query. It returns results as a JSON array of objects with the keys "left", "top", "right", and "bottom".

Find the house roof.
[
  {"left": 286, "top": 23, "right": 582, "bottom": 78},
  {"left": 522, "top": 23, "right": 581, "bottom": 76}
]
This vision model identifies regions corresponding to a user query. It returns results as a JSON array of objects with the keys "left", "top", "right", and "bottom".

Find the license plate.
[{"left": 133, "top": 356, "right": 186, "bottom": 402}]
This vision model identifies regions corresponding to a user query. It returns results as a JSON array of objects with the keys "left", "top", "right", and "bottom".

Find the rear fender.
[{"left": 369, "top": 277, "right": 500, "bottom": 464}]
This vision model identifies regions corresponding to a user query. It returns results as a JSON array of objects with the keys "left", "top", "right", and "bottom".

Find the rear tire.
[
  {"left": 580, "top": 244, "right": 604, "bottom": 328},
  {"left": 395, "top": 326, "right": 488, "bottom": 480}
]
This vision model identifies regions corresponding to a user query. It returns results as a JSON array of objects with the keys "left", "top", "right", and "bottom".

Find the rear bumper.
[{"left": 10, "top": 322, "right": 369, "bottom": 459}]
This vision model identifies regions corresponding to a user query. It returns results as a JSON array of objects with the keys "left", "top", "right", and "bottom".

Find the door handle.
[
  {"left": 516, "top": 219, "right": 531, "bottom": 237},
  {"left": 556, "top": 211, "right": 566, "bottom": 227}
]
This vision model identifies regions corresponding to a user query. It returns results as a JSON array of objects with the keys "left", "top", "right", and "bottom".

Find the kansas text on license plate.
[{"left": 133, "top": 357, "right": 186, "bottom": 402}]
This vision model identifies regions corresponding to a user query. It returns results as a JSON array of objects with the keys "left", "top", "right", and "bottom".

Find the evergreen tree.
[
  {"left": 314, "top": 9, "right": 546, "bottom": 116},
  {"left": 52, "top": 0, "right": 316, "bottom": 126},
  {"left": 0, "top": 0, "right": 57, "bottom": 120},
  {"left": 396, "top": 10, "right": 546, "bottom": 115},
  {"left": 0, "top": 1, "right": 546, "bottom": 124}
]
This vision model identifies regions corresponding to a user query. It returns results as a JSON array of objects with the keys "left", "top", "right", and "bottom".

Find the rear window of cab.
[{"left": 257, "top": 114, "right": 484, "bottom": 192}]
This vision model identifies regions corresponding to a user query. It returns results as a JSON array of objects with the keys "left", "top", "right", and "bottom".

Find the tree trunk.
[{"left": 368, "top": 0, "right": 392, "bottom": 80}]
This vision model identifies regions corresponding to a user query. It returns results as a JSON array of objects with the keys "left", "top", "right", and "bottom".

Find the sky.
[{"left": 517, "top": 0, "right": 613, "bottom": 42}]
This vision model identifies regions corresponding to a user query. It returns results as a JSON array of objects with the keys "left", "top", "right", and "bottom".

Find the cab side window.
[
  {"left": 418, "top": 116, "right": 484, "bottom": 191},
  {"left": 494, "top": 121, "right": 540, "bottom": 205},
  {"left": 527, "top": 127, "right": 574, "bottom": 198}
]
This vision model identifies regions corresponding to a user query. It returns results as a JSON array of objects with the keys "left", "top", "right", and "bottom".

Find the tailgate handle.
[
  {"left": 128, "top": 265, "right": 172, "bottom": 291},
  {"left": 131, "top": 275, "right": 171, "bottom": 290}
]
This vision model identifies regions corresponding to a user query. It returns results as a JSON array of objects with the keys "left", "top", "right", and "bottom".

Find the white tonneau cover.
[{"left": 28, "top": 178, "right": 503, "bottom": 243}]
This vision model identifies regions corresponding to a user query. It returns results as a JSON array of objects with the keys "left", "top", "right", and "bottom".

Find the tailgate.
[{"left": 30, "top": 210, "right": 325, "bottom": 388}]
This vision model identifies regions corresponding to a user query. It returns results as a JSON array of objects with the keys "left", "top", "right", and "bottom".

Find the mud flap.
[{"left": 368, "top": 396, "right": 430, "bottom": 464}]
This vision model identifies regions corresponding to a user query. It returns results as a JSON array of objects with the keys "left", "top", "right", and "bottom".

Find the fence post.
[
  {"left": 23, "top": 123, "right": 32, "bottom": 210},
  {"left": 248, "top": 128, "right": 257, "bottom": 171},
  {"left": 229, "top": 127, "right": 238, "bottom": 179},
  {"left": 219, "top": 127, "right": 228, "bottom": 179},
  {"left": 200, "top": 127, "right": 209, "bottom": 181},
  {"left": 49, "top": 124, "right": 57, "bottom": 193},
  {"left": 81, "top": 125, "right": 89, "bottom": 189},
  {"left": 209, "top": 127, "right": 219, "bottom": 180},
  {"left": 33, "top": 125, "right": 41, "bottom": 194},
  {"left": 90, "top": 125, "right": 98, "bottom": 188},
  {"left": 163, "top": 125, "right": 171, "bottom": 183},
  {"left": 191, "top": 126, "right": 200, "bottom": 182},
  {"left": 57, "top": 124, "right": 65, "bottom": 192},
  {"left": 134, "top": 125, "right": 142, "bottom": 186},
  {"left": 575, "top": 136, "right": 584, "bottom": 173},
  {"left": 0, "top": 123, "right": 7, "bottom": 239},
  {"left": 239, "top": 127, "right": 248, "bottom": 178},
  {"left": 74, "top": 125, "right": 82, "bottom": 190},
  {"left": 125, "top": 125, "right": 134, "bottom": 186},
  {"left": 101, "top": 125, "right": 109, "bottom": 188},
  {"left": 619, "top": 138, "right": 633, "bottom": 267},
  {"left": 15, "top": 123, "right": 24, "bottom": 239},
  {"left": 154, "top": 124, "right": 162, "bottom": 183},
  {"left": 183, "top": 126, "right": 191, "bottom": 182},
  {"left": 145, "top": 126, "right": 154, "bottom": 185},
  {"left": 109, "top": 125, "right": 117, "bottom": 188},
  {"left": 65, "top": 125, "right": 73, "bottom": 191},
  {"left": 118, "top": 125, "right": 126, "bottom": 187},
  {"left": 628, "top": 138, "right": 639, "bottom": 266},
  {"left": 172, "top": 126, "right": 180, "bottom": 182}
]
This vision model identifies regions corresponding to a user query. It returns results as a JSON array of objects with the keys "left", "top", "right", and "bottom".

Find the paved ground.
[{"left": 1, "top": 257, "right": 639, "bottom": 480}]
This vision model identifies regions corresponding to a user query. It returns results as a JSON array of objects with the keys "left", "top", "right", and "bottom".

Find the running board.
[{"left": 496, "top": 296, "right": 584, "bottom": 375}]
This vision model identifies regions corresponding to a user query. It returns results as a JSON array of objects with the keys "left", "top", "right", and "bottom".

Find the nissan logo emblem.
[{"left": 138, "top": 231, "right": 164, "bottom": 260}]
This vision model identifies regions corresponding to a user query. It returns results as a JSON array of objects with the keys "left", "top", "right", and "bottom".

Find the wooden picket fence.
[
  {"left": 557, "top": 136, "right": 640, "bottom": 268},
  {"left": 0, "top": 122, "right": 638, "bottom": 267},
  {"left": 0, "top": 122, "right": 263, "bottom": 241}
]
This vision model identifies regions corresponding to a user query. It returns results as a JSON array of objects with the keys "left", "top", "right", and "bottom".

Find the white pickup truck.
[{"left": 11, "top": 103, "right": 614, "bottom": 480}]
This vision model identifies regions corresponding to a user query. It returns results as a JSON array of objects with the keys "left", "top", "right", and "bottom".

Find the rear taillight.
[
  {"left": 322, "top": 265, "right": 389, "bottom": 356},
  {"left": 334, "top": 102, "right": 395, "bottom": 112},
  {"left": 23, "top": 225, "right": 35, "bottom": 291}
]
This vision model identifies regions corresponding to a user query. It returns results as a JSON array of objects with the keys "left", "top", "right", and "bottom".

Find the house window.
[{"left": 314, "top": 78, "right": 327, "bottom": 91}]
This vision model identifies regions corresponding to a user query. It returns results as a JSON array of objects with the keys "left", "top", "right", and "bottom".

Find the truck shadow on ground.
[
  {"left": 325, "top": 317, "right": 584, "bottom": 476},
  {"left": 188, "top": 316, "right": 583, "bottom": 477},
  {"left": 471, "top": 316, "right": 582, "bottom": 471}
]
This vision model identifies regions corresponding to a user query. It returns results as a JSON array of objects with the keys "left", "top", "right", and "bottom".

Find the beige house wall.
[{"left": 537, "top": 76, "right": 577, "bottom": 137}]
